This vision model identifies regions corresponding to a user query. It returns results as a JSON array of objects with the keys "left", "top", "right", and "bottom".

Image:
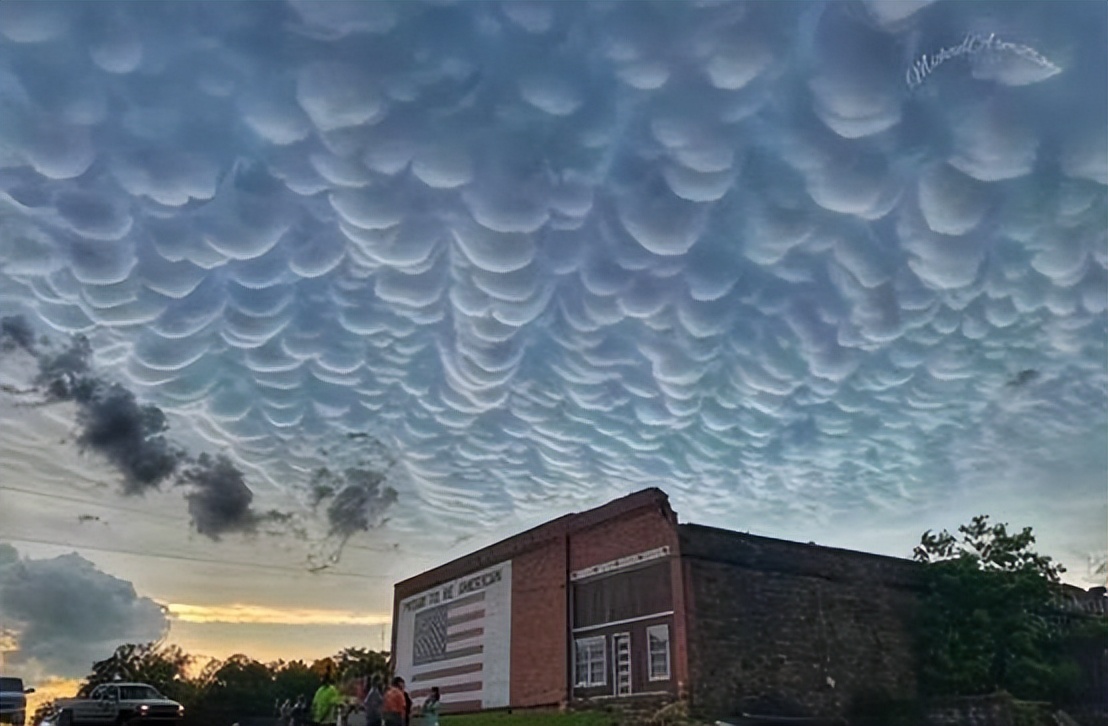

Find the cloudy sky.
[{"left": 1, "top": 0, "right": 1106, "bottom": 689}]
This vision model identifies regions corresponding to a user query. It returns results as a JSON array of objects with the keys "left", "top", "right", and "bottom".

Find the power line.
[
  {"left": 0, "top": 485, "right": 417, "bottom": 556},
  {"left": 0, "top": 534, "right": 396, "bottom": 581},
  {"left": 1, "top": 485, "right": 183, "bottom": 522}
]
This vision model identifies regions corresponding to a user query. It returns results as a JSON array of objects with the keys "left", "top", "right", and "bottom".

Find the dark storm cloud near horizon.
[
  {"left": 0, "top": 0, "right": 1104, "bottom": 570},
  {"left": 0, "top": 543, "right": 169, "bottom": 679},
  {"left": 1, "top": 315, "right": 398, "bottom": 545}
]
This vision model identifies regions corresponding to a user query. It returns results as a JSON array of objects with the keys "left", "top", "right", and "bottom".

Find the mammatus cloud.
[
  {"left": 0, "top": 1, "right": 1103, "bottom": 550},
  {"left": 0, "top": 543, "right": 169, "bottom": 680}
]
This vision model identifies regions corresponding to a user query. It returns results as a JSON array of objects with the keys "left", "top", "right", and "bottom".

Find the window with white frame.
[
  {"left": 574, "top": 636, "right": 607, "bottom": 687},
  {"left": 647, "top": 624, "right": 671, "bottom": 681}
]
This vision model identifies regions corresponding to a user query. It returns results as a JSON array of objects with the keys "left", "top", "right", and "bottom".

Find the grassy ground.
[{"left": 432, "top": 710, "right": 618, "bottom": 726}]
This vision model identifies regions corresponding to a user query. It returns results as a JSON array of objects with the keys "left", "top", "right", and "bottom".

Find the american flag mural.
[{"left": 394, "top": 562, "right": 512, "bottom": 712}]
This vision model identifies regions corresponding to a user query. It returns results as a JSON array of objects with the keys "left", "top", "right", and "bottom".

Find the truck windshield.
[
  {"left": 118, "top": 686, "right": 161, "bottom": 700},
  {"left": 0, "top": 678, "right": 24, "bottom": 692}
]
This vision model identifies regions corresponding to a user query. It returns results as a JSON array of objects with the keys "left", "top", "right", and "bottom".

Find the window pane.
[
  {"left": 576, "top": 637, "right": 606, "bottom": 687},
  {"left": 647, "top": 625, "right": 670, "bottom": 680}
]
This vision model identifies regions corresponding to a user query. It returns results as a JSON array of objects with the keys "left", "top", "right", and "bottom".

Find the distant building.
[{"left": 391, "top": 488, "right": 925, "bottom": 721}]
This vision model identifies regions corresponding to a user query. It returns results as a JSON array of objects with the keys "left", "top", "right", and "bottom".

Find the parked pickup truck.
[
  {"left": 54, "top": 684, "right": 183, "bottom": 725},
  {"left": 0, "top": 676, "right": 35, "bottom": 726}
]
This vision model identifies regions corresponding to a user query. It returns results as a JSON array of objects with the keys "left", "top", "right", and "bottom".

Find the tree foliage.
[
  {"left": 47, "top": 642, "right": 393, "bottom": 726},
  {"left": 913, "top": 515, "right": 1088, "bottom": 702},
  {"left": 333, "top": 647, "right": 389, "bottom": 682},
  {"left": 80, "top": 642, "right": 192, "bottom": 698}
]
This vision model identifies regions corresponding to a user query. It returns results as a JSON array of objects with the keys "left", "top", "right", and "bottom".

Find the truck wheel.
[{"left": 57, "top": 711, "right": 73, "bottom": 726}]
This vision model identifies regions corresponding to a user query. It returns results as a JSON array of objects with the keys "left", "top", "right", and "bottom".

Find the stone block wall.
[{"left": 680, "top": 524, "right": 922, "bottom": 721}]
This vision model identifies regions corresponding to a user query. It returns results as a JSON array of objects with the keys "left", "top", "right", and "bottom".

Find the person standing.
[
  {"left": 421, "top": 687, "right": 441, "bottom": 726},
  {"left": 381, "top": 677, "right": 406, "bottom": 726},
  {"left": 279, "top": 698, "right": 294, "bottom": 726},
  {"left": 293, "top": 694, "right": 309, "bottom": 726},
  {"left": 312, "top": 677, "right": 342, "bottom": 726},
  {"left": 363, "top": 675, "right": 385, "bottom": 726}
]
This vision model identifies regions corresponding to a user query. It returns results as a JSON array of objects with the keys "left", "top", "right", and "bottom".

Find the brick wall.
[
  {"left": 568, "top": 496, "right": 689, "bottom": 694},
  {"left": 569, "top": 504, "right": 678, "bottom": 572},
  {"left": 509, "top": 537, "right": 569, "bottom": 707},
  {"left": 394, "top": 489, "right": 675, "bottom": 600},
  {"left": 391, "top": 489, "right": 688, "bottom": 710},
  {"left": 680, "top": 524, "right": 922, "bottom": 721}
]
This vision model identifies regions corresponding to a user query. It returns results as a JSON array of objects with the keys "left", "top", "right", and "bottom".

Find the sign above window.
[{"left": 571, "top": 546, "right": 671, "bottom": 581}]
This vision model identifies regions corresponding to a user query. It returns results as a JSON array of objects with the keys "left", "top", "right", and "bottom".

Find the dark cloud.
[
  {"left": 0, "top": 315, "right": 36, "bottom": 353},
  {"left": 2, "top": 322, "right": 295, "bottom": 542},
  {"left": 0, "top": 315, "right": 41, "bottom": 395},
  {"left": 179, "top": 453, "right": 263, "bottom": 540},
  {"left": 311, "top": 436, "right": 399, "bottom": 541},
  {"left": 0, "top": 544, "right": 169, "bottom": 679},
  {"left": 71, "top": 382, "right": 187, "bottom": 494},
  {"left": 307, "top": 458, "right": 399, "bottom": 567},
  {"left": 1007, "top": 369, "right": 1041, "bottom": 388},
  {"left": 308, "top": 479, "right": 336, "bottom": 509},
  {"left": 4, "top": 334, "right": 185, "bottom": 493},
  {"left": 34, "top": 335, "right": 93, "bottom": 399},
  {"left": 325, "top": 470, "right": 399, "bottom": 539},
  {"left": 310, "top": 467, "right": 397, "bottom": 538},
  {"left": 32, "top": 336, "right": 185, "bottom": 492},
  {"left": 310, "top": 441, "right": 398, "bottom": 539}
]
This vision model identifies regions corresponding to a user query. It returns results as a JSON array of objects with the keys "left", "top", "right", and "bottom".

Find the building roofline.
[
  {"left": 393, "top": 488, "right": 672, "bottom": 594},
  {"left": 677, "top": 522, "right": 916, "bottom": 566},
  {"left": 678, "top": 522, "right": 921, "bottom": 588}
]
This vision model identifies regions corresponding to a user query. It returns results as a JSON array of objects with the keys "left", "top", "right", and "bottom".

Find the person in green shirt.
[{"left": 311, "top": 677, "right": 341, "bottom": 726}]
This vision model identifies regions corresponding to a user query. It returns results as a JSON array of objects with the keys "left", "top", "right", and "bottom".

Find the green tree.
[
  {"left": 80, "top": 642, "right": 192, "bottom": 699},
  {"left": 333, "top": 646, "right": 389, "bottom": 682},
  {"left": 272, "top": 659, "right": 319, "bottom": 703},
  {"left": 202, "top": 654, "right": 277, "bottom": 723},
  {"left": 69, "top": 642, "right": 392, "bottom": 726},
  {"left": 913, "top": 515, "right": 1078, "bottom": 701}
]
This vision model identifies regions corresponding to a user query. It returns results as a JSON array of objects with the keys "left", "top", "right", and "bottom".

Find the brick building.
[{"left": 391, "top": 488, "right": 922, "bottom": 721}]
